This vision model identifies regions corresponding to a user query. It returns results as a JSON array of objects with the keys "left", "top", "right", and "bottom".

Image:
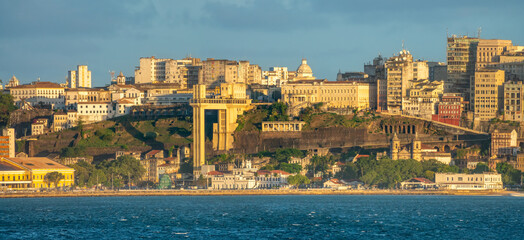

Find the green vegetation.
[
  {"left": 44, "top": 171, "right": 65, "bottom": 189},
  {"left": 307, "top": 155, "right": 336, "bottom": 177},
  {"left": 265, "top": 102, "right": 289, "bottom": 121},
  {"left": 236, "top": 102, "right": 289, "bottom": 131},
  {"left": 0, "top": 92, "right": 16, "bottom": 128},
  {"left": 70, "top": 156, "right": 145, "bottom": 189},
  {"left": 54, "top": 117, "right": 192, "bottom": 158},
  {"left": 335, "top": 158, "right": 459, "bottom": 188},
  {"left": 287, "top": 174, "right": 310, "bottom": 187},
  {"left": 496, "top": 162, "right": 522, "bottom": 185},
  {"left": 254, "top": 148, "right": 306, "bottom": 173}
]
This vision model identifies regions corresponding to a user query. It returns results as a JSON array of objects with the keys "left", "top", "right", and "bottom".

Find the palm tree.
[{"left": 44, "top": 172, "right": 65, "bottom": 190}]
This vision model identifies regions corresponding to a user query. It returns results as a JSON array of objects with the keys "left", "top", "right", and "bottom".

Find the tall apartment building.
[
  {"left": 487, "top": 46, "right": 524, "bottom": 80},
  {"left": 385, "top": 49, "right": 428, "bottom": 114},
  {"left": 476, "top": 39, "right": 513, "bottom": 69},
  {"left": 134, "top": 56, "right": 202, "bottom": 88},
  {"left": 472, "top": 69, "right": 505, "bottom": 120},
  {"left": 503, "top": 81, "right": 524, "bottom": 121},
  {"left": 68, "top": 65, "right": 92, "bottom": 88},
  {"left": 0, "top": 128, "right": 15, "bottom": 158},
  {"left": 446, "top": 35, "right": 480, "bottom": 100}
]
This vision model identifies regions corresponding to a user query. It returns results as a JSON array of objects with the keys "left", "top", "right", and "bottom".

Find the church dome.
[{"left": 296, "top": 58, "right": 312, "bottom": 74}]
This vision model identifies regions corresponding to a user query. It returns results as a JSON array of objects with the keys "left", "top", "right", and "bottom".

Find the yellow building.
[
  {"left": 281, "top": 79, "right": 376, "bottom": 115},
  {"left": 68, "top": 65, "right": 92, "bottom": 88},
  {"left": 472, "top": 69, "right": 505, "bottom": 120},
  {"left": 0, "top": 157, "right": 75, "bottom": 190}
]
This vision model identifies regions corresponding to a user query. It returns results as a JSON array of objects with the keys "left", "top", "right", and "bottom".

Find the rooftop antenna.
[
  {"left": 446, "top": 28, "right": 449, "bottom": 38},
  {"left": 402, "top": 40, "right": 405, "bottom": 50},
  {"left": 478, "top": 27, "right": 482, "bottom": 39}
]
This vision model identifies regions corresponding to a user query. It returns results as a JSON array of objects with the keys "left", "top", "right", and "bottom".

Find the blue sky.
[{"left": 1, "top": 0, "right": 522, "bottom": 87}]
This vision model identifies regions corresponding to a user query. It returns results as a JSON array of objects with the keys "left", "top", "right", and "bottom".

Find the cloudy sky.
[{"left": 1, "top": 0, "right": 522, "bottom": 87}]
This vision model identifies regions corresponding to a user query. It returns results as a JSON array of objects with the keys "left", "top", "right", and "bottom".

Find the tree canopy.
[{"left": 0, "top": 92, "right": 16, "bottom": 128}]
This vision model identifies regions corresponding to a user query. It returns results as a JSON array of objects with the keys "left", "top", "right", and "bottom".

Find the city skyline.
[{"left": 1, "top": 0, "right": 523, "bottom": 86}]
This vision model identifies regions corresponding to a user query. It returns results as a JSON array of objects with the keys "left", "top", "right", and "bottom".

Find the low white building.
[
  {"left": 210, "top": 171, "right": 256, "bottom": 190},
  {"left": 77, "top": 102, "right": 114, "bottom": 124},
  {"left": 255, "top": 170, "right": 291, "bottom": 189},
  {"left": 435, "top": 172, "right": 503, "bottom": 190}
]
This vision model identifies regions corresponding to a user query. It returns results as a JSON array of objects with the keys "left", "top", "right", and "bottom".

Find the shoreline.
[{"left": 0, "top": 189, "right": 518, "bottom": 198}]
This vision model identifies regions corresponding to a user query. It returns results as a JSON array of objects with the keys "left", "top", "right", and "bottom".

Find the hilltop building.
[
  {"left": 68, "top": 65, "right": 92, "bottom": 88},
  {"left": 281, "top": 79, "right": 376, "bottom": 115},
  {"left": 402, "top": 79, "right": 444, "bottom": 120},
  {"left": 5, "top": 75, "right": 20, "bottom": 88},
  {"left": 8, "top": 81, "right": 65, "bottom": 109},
  {"left": 490, "top": 129, "right": 518, "bottom": 157},
  {"left": 471, "top": 69, "right": 505, "bottom": 121},
  {"left": 503, "top": 81, "right": 524, "bottom": 121},
  {"left": 446, "top": 35, "right": 480, "bottom": 100},
  {"left": 385, "top": 49, "right": 428, "bottom": 114}
]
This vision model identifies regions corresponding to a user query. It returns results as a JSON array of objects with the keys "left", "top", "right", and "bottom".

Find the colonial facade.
[
  {"left": 435, "top": 172, "right": 503, "bottom": 190},
  {"left": 0, "top": 157, "right": 75, "bottom": 190}
]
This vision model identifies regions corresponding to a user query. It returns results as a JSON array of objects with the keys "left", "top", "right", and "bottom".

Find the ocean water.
[{"left": 0, "top": 195, "right": 523, "bottom": 239}]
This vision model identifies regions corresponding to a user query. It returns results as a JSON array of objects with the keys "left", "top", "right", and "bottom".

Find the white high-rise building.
[{"left": 68, "top": 65, "right": 92, "bottom": 88}]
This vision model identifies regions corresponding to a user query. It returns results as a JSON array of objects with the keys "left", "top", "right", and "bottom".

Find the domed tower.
[
  {"left": 390, "top": 133, "right": 400, "bottom": 160},
  {"left": 411, "top": 132, "right": 421, "bottom": 161},
  {"left": 295, "top": 58, "right": 315, "bottom": 80}
]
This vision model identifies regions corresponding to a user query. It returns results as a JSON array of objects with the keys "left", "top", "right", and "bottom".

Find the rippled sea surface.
[{"left": 1, "top": 195, "right": 523, "bottom": 239}]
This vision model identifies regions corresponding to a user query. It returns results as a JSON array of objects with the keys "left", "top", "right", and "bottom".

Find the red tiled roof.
[
  {"left": 146, "top": 150, "right": 162, "bottom": 156},
  {"left": 411, "top": 178, "right": 434, "bottom": 184},
  {"left": 207, "top": 171, "right": 224, "bottom": 176},
  {"left": 270, "top": 170, "right": 291, "bottom": 175}
]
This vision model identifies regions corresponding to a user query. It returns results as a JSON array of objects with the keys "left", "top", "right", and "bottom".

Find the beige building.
[
  {"left": 290, "top": 59, "right": 315, "bottom": 81},
  {"left": 281, "top": 79, "right": 376, "bottom": 114},
  {"left": 5, "top": 75, "right": 20, "bottom": 88},
  {"left": 472, "top": 69, "right": 505, "bottom": 120},
  {"left": 8, "top": 82, "right": 65, "bottom": 109},
  {"left": 68, "top": 65, "right": 92, "bottom": 88},
  {"left": 435, "top": 172, "right": 503, "bottom": 190},
  {"left": 262, "top": 67, "right": 289, "bottom": 86},
  {"left": 402, "top": 80, "right": 444, "bottom": 119},
  {"left": 261, "top": 121, "right": 305, "bottom": 132},
  {"left": 64, "top": 88, "right": 111, "bottom": 109},
  {"left": 490, "top": 129, "right": 517, "bottom": 157},
  {"left": 134, "top": 56, "right": 202, "bottom": 87},
  {"left": 476, "top": 39, "right": 514, "bottom": 69},
  {"left": 503, "top": 81, "right": 524, "bottom": 121},
  {"left": 385, "top": 49, "right": 428, "bottom": 113}
]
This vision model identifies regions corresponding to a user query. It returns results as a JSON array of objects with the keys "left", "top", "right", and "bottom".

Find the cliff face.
[
  {"left": 233, "top": 127, "right": 392, "bottom": 154},
  {"left": 9, "top": 109, "right": 54, "bottom": 137}
]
